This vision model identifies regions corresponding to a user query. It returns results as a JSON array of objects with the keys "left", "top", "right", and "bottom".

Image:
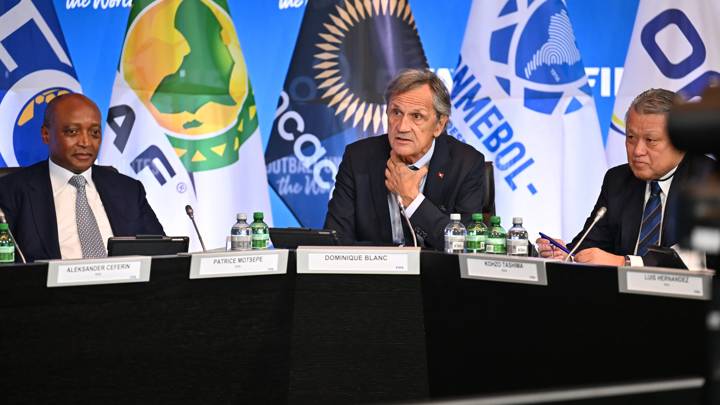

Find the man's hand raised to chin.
[{"left": 385, "top": 151, "right": 428, "bottom": 207}]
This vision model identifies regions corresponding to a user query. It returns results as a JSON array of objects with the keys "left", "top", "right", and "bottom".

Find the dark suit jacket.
[
  {"left": 0, "top": 160, "right": 165, "bottom": 262},
  {"left": 570, "top": 153, "right": 715, "bottom": 256},
  {"left": 324, "top": 134, "right": 486, "bottom": 249}
]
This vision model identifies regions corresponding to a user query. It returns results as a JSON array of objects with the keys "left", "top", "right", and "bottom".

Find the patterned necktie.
[
  {"left": 68, "top": 175, "right": 107, "bottom": 258},
  {"left": 637, "top": 181, "right": 662, "bottom": 257}
]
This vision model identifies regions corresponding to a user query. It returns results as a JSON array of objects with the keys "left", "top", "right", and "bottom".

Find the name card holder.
[
  {"left": 189, "top": 249, "right": 289, "bottom": 279},
  {"left": 459, "top": 253, "right": 548, "bottom": 286},
  {"left": 296, "top": 246, "right": 420, "bottom": 275},
  {"left": 46, "top": 256, "right": 152, "bottom": 287},
  {"left": 618, "top": 266, "right": 714, "bottom": 300}
]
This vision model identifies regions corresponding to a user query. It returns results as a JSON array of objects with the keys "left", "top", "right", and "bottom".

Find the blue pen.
[{"left": 538, "top": 232, "right": 573, "bottom": 256}]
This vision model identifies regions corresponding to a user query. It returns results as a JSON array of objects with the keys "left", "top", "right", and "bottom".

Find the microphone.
[
  {"left": 565, "top": 206, "right": 607, "bottom": 262},
  {"left": 396, "top": 195, "right": 418, "bottom": 248},
  {"left": 0, "top": 208, "right": 27, "bottom": 264},
  {"left": 184, "top": 205, "right": 207, "bottom": 252}
]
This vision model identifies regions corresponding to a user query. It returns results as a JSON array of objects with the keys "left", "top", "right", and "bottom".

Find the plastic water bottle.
[
  {"left": 485, "top": 216, "right": 507, "bottom": 254},
  {"left": 444, "top": 213, "right": 466, "bottom": 254},
  {"left": 230, "top": 213, "right": 252, "bottom": 251},
  {"left": 251, "top": 212, "right": 270, "bottom": 249},
  {"left": 507, "top": 217, "right": 529, "bottom": 256},
  {"left": 0, "top": 223, "right": 14, "bottom": 263},
  {"left": 465, "top": 213, "right": 487, "bottom": 253}
]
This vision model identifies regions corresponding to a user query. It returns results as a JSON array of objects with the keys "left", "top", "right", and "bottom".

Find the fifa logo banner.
[
  {"left": 98, "top": 0, "right": 272, "bottom": 249},
  {"left": 606, "top": 1, "right": 720, "bottom": 167},
  {"left": 449, "top": 0, "right": 607, "bottom": 240},
  {"left": 0, "top": 0, "right": 81, "bottom": 167},
  {"left": 265, "top": 0, "right": 427, "bottom": 227}
]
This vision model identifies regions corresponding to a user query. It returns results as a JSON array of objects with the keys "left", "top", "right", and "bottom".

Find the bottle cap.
[
  {"left": 513, "top": 217, "right": 522, "bottom": 225},
  {"left": 237, "top": 213, "right": 247, "bottom": 221},
  {"left": 253, "top": 212, "right": 264, "bottom": 221},
  {"left": 471, "top": 213, "right": 483, "bottom": 221},
  {"left": 0, "top": 223, "right": 7, "bottom": 231},
  {"left": 450, "top": 213, "right": 461, "bottom": 221},
  {"left": 490, "top": 215, "right": 501, "bottom": 225}
]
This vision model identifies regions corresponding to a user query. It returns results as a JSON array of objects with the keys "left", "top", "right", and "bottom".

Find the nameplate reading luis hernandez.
[
  {"left": 189, "top": 249, "right": 289, "bottom": 279},
  {"left": 459, "top": 254, "right": 548, "bottom": 286},
  {"left": 296, "top": 246, "right": 420, "bottom": 274},
  {"left": 619, "top": 267, "right": 713, "bottom": 300},
  {"left": 46, "top": 256, "right": 152, "bottom": 287}
]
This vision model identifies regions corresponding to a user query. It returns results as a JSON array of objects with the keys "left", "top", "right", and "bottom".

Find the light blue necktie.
[{"left": 69, "top": 175, "right": 107, "bottom": 258}]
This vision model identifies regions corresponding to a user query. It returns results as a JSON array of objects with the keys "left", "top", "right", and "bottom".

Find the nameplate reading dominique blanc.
[
  {"left": 296, "top": 246, "right": 420, "bottom": 275},
  {"left": 459, "top": 253, "right": 548, "bottom": 286},
  {"left": 189, "top": 249, "right": 289, "bottom": 279},
  {"left": 46, "top": 256, "right": 152, "bottom": 287},
  {"left": 618, "top": 267, "right": 714, "bottom": 300}
]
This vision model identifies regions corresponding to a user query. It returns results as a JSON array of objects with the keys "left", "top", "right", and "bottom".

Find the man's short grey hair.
[
  {"left": 625, "top": 88, "right": 676, "bottom": 123},
  {"left": 384, "top": 68, "right": 451, "bottom": 119}
]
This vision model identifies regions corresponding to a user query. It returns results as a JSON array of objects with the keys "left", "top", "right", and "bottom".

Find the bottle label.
[
  {"left": 466, "top": 234, "right": 486, "bottom": 252},
  {"left": 252, "top": 230, "right": 269, "bottom": 249},
  {"left": 507, "top": 239, "right": 528, "bottom": 256},
  {"left": 485, "top": 237, "right": 506, "bottom": 254},
  {"left": 230, "top": 235, "right": 252, "bottom": 251},
  {"left": 0, "top": 245, "right": 14, "bottom": 263},
  {"left": 445, "top": 235, "right": 465, "bottom": 253}
]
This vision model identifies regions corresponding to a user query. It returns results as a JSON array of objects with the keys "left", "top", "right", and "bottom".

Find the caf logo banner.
[
  {"left": 605, "top": 0, "right": 720, "bottom": 167},
  {"left": 99, "top": 0, "right": 271, "bottom": 249},
  {"left": 264, "top": 0, "right": 428, "bottom": 227},
  {"left": 449, "top": 0, "right": 607, "bottom": 240},
  {"left": 0, "top": 0, "right": 81, "bottom": 167}
]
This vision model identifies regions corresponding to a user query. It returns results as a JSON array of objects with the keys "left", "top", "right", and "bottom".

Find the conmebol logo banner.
[{"left": 449, "top": 0, "right": 607, "bottom": 240}]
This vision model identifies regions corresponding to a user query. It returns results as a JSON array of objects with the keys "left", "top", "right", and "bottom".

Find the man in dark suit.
[
  {"left": 324, "top": 69, "right": 486, "bottom": 249},
  {"left": 0, "top": 93, "right": 164, "bottom": 262},
  {"left": 537, "top": 88, "right": 715, "bottom": 266}
]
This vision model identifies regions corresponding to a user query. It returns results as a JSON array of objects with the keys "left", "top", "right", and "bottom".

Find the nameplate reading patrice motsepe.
[
  {"left": 189, "top": 249, "right": 289, "bottom": 279},
  {"left": 618, "top": 266, "right": 714, "bottom": 300},
  {"left": 296, "top": 246, "right": 420, "bottom": 275},
  {"left": 459, "top": 253, "right": 548, "bottom": 286},
  {"left": 46, "top": 256, "right": 152, "bottom": 287}
]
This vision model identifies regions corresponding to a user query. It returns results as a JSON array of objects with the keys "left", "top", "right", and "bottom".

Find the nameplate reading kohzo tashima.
[
  {"left": 297, "top": 247, "right": 420, "bottom": 274},
  {"left": 620, "top": 267, "right": 712, "bottom": 300},
  {"left": 460, "top": 254, "right": 548, "bottom": 286},
  {"left": 47, "top": 256, "right": 152, "bottom": 287},
  {"left": 189, "top": 249, "right": 288, "bottom": 279}
]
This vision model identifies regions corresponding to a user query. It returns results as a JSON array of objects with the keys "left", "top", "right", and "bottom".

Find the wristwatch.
[{"left": 624, "top": 255, "right": 631, "bottom": 266}]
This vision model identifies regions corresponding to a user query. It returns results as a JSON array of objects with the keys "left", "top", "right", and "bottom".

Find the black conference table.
[{"left": 0, "top": 251, "right": 709, "bottom": 404}]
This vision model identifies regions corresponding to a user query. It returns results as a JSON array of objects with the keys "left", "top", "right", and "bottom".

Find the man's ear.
[
  {"left": 41, "top": 126, "right": 50, "bottom": 145},
  {"left": 434, "top": 115, "right": 449, "bottom": 137}
]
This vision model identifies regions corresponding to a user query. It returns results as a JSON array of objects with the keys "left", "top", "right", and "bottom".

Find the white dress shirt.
[
  {"left": 388, "top": 140, "right": 435, "bottom": 244},
  {"left": 48, "top": 160, "right": 114, "bottom": 259}
]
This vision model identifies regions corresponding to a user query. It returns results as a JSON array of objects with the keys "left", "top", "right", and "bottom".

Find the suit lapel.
[
  {"left": 370, "top": 137, "right": 393, "bottom": 243},
  {"left": 424, "top": 136, "right": 449, "bottom": 211},
  {"left": 620, "top": 176, "right": 645, "bottom": 254},
  {"left": 28, "top": 162, "right": 60, "bottom": 259},
  {"left": 92, "top": 167, "right": 120, "bottom": 235}
]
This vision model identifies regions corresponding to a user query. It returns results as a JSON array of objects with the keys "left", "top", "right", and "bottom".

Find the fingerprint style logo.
[{"left": 489, "top": 0, "right": 591, "bottom": 115}]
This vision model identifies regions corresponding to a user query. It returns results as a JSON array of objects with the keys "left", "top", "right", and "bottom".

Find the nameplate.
[
  {"left": 618, "top": 267, "right": 713, "bottom": 300},
  {"left": 46, "top": 256, "right": 151, "bottom": 287},
  {"left": 189, "top": 249, "right": 288, "bottom": 279},
  {"left": 459, "top": 254, "right": 548, "bottom": 286},
  {"left": 296, "top": 246, "right": 420, "bottom": 275}
]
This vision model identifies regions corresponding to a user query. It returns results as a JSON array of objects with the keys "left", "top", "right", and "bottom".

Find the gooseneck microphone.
[
  {"left": 0, "top": 208, "right": 27, "bottom": 264},
  {"left": 565, "top": 206, "right": 607, "bottom": 262},
  {"left": 184, "top": 205, "right": 207, "bottom": 252},
  {"left": 396, "top": 195, "right": 418, "bottom": 248}
]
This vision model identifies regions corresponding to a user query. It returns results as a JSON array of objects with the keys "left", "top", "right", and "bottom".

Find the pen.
[{"left": 538, "top": 232, "right": 573, "bottom": 256}]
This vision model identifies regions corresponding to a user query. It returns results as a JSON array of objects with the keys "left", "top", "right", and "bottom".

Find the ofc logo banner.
[
  {"left": 606, "top": 1, "right": 720, "bottom": 167},
  {"left": 449, "top": 0, "right": 606, "bottom": 240},
  {"left": 0, "top": 0, "right": 81, "bottom": 167}
]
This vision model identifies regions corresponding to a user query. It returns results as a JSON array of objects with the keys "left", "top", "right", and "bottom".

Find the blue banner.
[{"left": 0, "top": 0, "right": 81, "bottom": 167}]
